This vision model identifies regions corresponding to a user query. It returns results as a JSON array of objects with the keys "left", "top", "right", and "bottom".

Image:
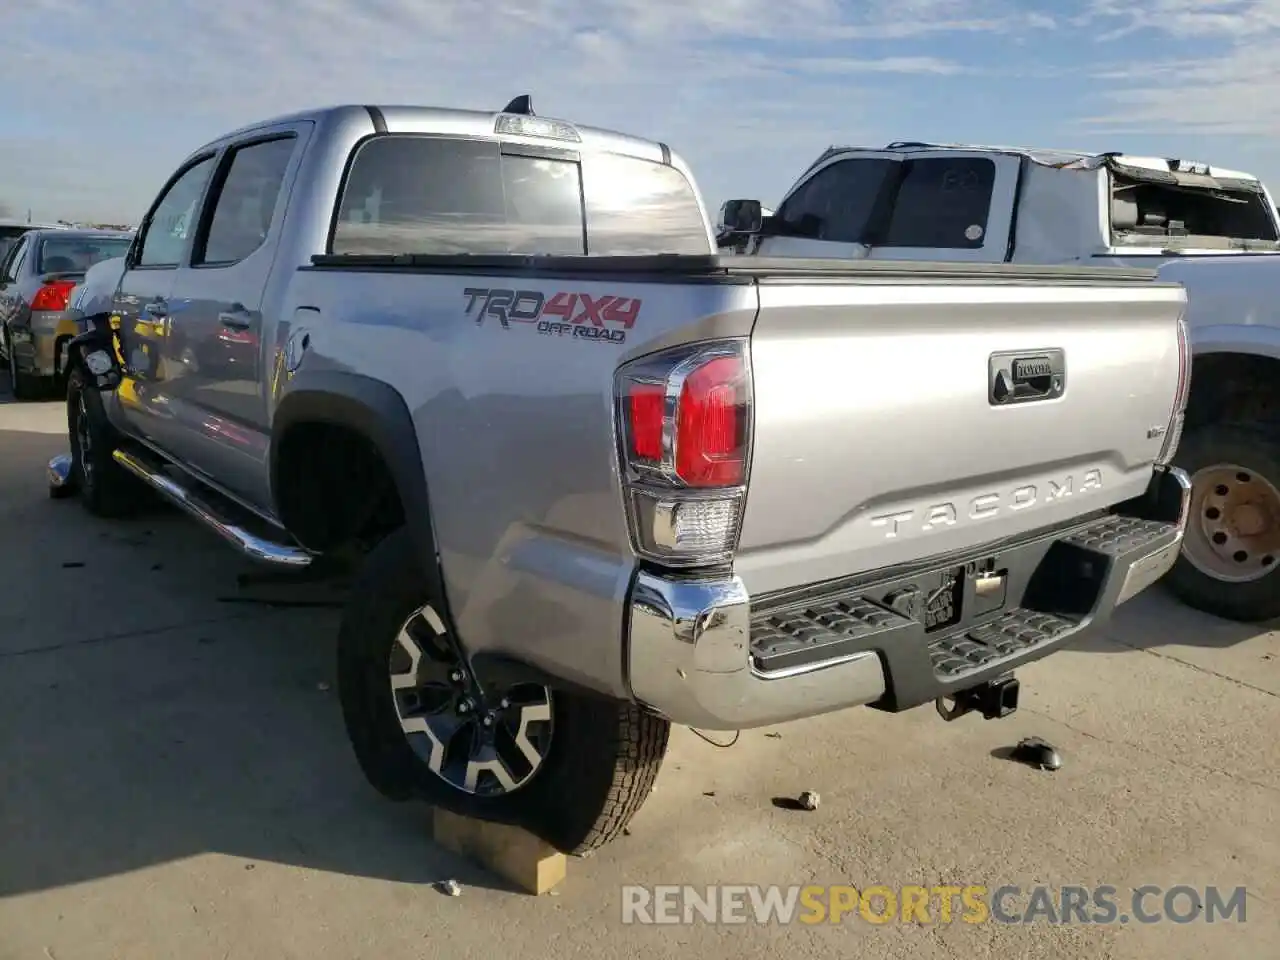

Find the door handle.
[{"left": 219, "top": 305, "right": 252, "bottom": 330}]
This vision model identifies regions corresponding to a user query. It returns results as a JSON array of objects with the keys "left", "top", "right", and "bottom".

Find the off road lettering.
[
  {"left": 462, "top": 287, "right": 643, "bottom": 343},
  {"left": 869, "top": 470, "right": 1104, "bottom": 539}
]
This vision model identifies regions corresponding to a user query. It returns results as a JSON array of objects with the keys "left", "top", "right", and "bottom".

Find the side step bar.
[{"left": 112, "top": 448, "right": 313, "bottom": 568}]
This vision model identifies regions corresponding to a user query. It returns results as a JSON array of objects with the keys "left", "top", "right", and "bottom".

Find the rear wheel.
[
  {"left": 337, "top": 528, "right": 670, "bottom": 854},
  {"left": 1167, "top": 421, "right": 1280, "bottom": 622},
  {"left": 66, "top": 367, "right": 144, "bottom": 517}
]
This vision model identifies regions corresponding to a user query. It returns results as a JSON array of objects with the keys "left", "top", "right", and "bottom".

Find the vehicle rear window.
[
  {"left": 879, "top": 157, "right": 996, "bottom": 249},
  {"left": 1110, "top": 173, "right": 1280, "bottom": 244},
  {"left": 332, "top": 135, "right": 585, "bottom": 257},
  {"left": 582, "top": 153, "right": 710, "bottom": 255},
  {"left": 332, "top": 135, "right": 711, "bottom": 257},
  {"left": 37, "top": 236, "right": 132, "bottom": 274}
]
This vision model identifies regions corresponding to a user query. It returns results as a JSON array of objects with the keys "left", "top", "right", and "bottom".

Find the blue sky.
[{"left": 1, "top": 0, "right": 1277, "bottom": 222}]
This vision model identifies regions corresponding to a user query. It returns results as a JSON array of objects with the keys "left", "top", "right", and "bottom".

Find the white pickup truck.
[{"left": 718, "top": 143, "right": 1280, "bottom": 622}]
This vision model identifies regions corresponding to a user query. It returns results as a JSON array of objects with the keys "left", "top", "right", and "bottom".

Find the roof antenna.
[{"left": 502, "top": 95, "right": 535, "bottom": 116}]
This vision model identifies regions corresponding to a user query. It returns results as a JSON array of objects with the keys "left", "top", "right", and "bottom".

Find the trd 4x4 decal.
[{"left": 462, "top": 288, "right": 642, "bottom": 344}]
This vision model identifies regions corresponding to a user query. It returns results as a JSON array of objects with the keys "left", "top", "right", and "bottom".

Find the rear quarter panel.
[{"left": 279, "top": 267, "right": 757, "bottom": 697}]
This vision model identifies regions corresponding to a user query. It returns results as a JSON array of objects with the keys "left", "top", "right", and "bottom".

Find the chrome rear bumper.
[{"left": 626, "top": 467, "right": 1191, "bottom": 731}]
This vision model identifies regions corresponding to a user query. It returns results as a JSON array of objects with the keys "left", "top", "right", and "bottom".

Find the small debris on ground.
[
  {"left": 702, "top": 790, "right": 716, "bottom": 798},
  {"left": 435, "top": 879, "right": 462, "bottom": 897},
  {"left": 316, "top": 681, "right": 331, "bottom": 692},
  {"left": 1010, "top": 736, "right": 1063, "bottom": 772},
  {"left": 771, "top": 792, "right": 821, "bottom": 812},
  {"left": 61, "top": 561, "right": 84, "bottom": 569},
  {"left": 764, "top": 732, "right": 782, "bottom": 739}
]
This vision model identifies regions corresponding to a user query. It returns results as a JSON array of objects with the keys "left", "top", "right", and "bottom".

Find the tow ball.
[{"left": 935, "top": 674, "right": 1020, "bottom": 722}]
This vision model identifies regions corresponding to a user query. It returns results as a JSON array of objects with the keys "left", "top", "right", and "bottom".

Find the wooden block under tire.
[{"left": 431, "top": 808, "right": 567, "bottom": 895}]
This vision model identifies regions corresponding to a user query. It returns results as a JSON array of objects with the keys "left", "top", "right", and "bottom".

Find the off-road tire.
[
  {"left": 66, "top": 367, "right": 144, "bottom": 518},
  {"left": 1166, "top": 420, "right": 1280, "bottom": 622},
  {"left": 337, "top": 527, "right": 670, "bottom": 855}
]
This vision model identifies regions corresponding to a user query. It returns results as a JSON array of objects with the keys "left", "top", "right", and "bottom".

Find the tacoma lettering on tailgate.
[
  {"left": 869, "top": 470, "right": 1104, "bottom": 539},
  {"left": 462, "top": 287, "right": 642, "bottom": 344}
]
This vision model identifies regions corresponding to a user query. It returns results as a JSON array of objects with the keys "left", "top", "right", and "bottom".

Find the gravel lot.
[{"left": 1, "top": 376, "right": 1276, "bottom": 960}]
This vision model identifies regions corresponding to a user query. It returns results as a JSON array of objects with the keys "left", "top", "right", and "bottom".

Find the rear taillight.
[
  {"left": 31, "top": 281, "right": 76, "bottom": 312},
  {"left": 616, "top": 340, "right": 751, "bottom": 567},
  {"left": 1156, "top": 310, "right": 1191, "bottom": 466}
]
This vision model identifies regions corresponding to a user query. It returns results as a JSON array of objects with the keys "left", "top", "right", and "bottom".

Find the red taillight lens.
[
  {"left": 615, "top": 341, "right": 752, "bottom": 568},
  {"left": 676, "top": 356, "right": 746, "bottom": 487},
  {"left": 626, "top": 382, "right": 665, "bottom": 463},
  {"left": 31, "top": 281, "right": 76, "bottom": 312}
]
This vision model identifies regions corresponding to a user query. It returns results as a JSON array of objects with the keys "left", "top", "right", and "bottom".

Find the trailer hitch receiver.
[{"left": 935, "top": 674, "right": 1020, "bottom": 722}]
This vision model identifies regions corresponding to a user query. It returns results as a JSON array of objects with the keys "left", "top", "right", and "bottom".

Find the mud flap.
[{"left": 66, "top": 312, "right": 125, "bottom": 392}]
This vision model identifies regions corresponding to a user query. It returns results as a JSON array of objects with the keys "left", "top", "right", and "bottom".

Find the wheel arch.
[
  {"left": 1185, "top": 342, "right": 1280, "bottom": 432},
  {"left": 270, "top": 371, "right": 449, "bottom": 606}
]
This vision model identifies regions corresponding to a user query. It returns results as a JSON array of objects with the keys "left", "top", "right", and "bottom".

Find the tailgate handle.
[{"left": 989, "top": 349, "right": 1065, "bottom": 406}]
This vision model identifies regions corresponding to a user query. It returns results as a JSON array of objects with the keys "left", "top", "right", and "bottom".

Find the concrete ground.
[{"left": 0, "top": 375, "right": 1276, "bottom": 960}]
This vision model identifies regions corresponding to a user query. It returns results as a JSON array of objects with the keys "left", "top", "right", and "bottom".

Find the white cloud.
[{"left": 1079, "top": 1, "right": 1280, "bottom": 136}]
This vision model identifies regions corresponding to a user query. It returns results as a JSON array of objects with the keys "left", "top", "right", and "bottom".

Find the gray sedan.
[{"left": 0, "top": 228, "right": 132, "bottom": 399}]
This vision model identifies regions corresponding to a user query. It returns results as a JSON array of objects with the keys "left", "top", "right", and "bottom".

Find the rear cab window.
[
  {"left": 1108, "top": 164, "right": 1280, "bottom": 249},
  {"left": 330, "top": 135, "right": 710, "bottom": 257}
]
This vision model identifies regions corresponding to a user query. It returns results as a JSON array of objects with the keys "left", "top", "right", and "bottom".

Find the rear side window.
[
  {"left": 582, "top": 153, "right": 710, "bottom": 255},
  {"left": 332, "top": 136, "right": 585, "bottom": 256},
  {"left": 880, "top": 157, "right": 996, "bottom": 249},
  {"left": 774, "top": 158, "right": 896, "bottom": 243},
  {"left": 197, "top": 137, "right": 296, "bottom": 265}
]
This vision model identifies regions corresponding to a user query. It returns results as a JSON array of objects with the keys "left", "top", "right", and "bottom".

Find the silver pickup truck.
[{"left": 51, "top": 98, "right": 1192, "bottom": 855}]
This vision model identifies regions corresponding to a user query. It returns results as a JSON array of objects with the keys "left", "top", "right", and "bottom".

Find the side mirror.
[{"left": 718, "top": 199, "right": 763, "bottom": 236}]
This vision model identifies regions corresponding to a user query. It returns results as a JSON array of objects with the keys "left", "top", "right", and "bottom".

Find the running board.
[{"left": 111, "top": 448, "right": 313, "bottom": 568}]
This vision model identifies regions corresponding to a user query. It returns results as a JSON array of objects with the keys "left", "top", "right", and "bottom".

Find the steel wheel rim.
[
  {"left": 75, "top": 391, "right": 94, "bottom": 484},
  {"left": 389, "top": 603, "right": 553, "bottom": 797},
  {"left": 1183, "top": 463, "right": 1280, "bottom": 583}
]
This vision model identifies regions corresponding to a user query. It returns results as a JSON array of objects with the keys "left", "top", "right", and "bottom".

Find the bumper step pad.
[
  {"left": 752, "top": 598, "right": 917, "bottom": 674},
  {"left": 929, "top": 608, "right": 1076, "bottom": 678},
  {"left": 747, "top": 511, "right": 1182, "bottom": 711}
]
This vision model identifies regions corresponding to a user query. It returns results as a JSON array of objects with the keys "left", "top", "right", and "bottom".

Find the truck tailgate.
[{"left": 734, "top": 263, "right": 1187, "bottom": 596}]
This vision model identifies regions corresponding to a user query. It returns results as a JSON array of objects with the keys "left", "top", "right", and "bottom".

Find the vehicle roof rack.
[{"left": 502, "top": 95, "right": 535, "bottom": 116}]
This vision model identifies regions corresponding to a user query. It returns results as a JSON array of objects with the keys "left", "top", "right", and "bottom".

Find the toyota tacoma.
[{"left": 52, "top": 99, "right": 1192, "bottom": 854}]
